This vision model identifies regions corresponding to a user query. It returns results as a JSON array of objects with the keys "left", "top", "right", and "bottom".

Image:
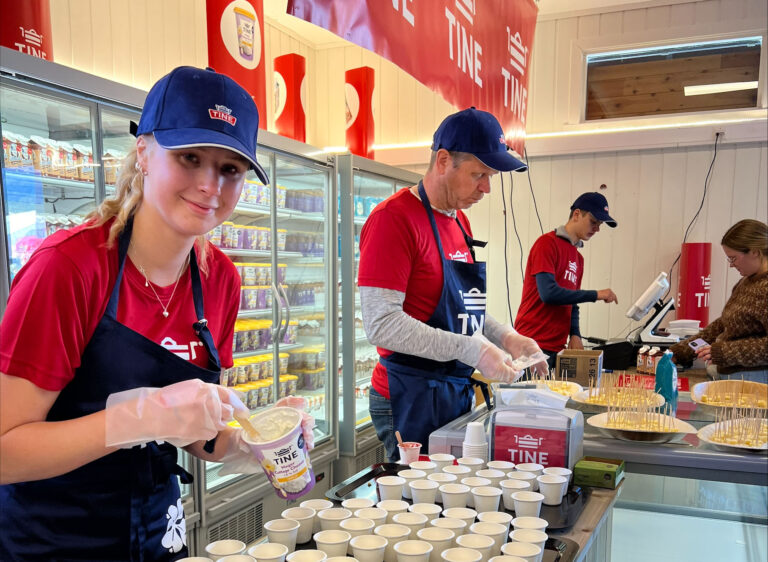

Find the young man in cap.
[
  {"left": 358, "top": 107, "right": 547, "bottom": 462},
  {"left": 514, "top": 192, "right": 619, "bottom": 369}
]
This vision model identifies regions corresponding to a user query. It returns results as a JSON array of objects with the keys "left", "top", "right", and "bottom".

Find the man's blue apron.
[
  {"left": 0, "top": 220, "right": 222, "bottom": 561},
  {"left": 381, "top": 182, "right": 490, "bottom": 451}
]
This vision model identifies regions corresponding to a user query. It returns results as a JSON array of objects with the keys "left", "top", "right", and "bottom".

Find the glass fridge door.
[
  {"left": 336, "top": 154, "right": 421, "bottom": 454},
  {"left": 99, "top": 107, "right": 141, "bottom": 198},
  {"left": 1, "top": 79, "right": 98, "bottom": 281}
]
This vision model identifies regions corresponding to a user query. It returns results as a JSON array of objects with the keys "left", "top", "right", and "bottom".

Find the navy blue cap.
[
  {"left": 136, "top": 66, "right": 269, "bottom": 184},
  {"left": 571, "top": 192, "right": 617, "bottom": 227},
  {"left": 431, "top": 107, "right": 527, "bottom": 172}
]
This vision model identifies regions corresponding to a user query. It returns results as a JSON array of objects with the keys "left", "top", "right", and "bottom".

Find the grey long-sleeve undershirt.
[{"left": 359, "top": 286, "right": 510, "bottom": 367}]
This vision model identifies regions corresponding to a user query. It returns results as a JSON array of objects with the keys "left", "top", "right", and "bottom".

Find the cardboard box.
[
  {"left": 574, "top": 456, "right": 625, "bottom": 489},
  {"left": 556, "top": 349, "right": 603, "bottom": 387}
]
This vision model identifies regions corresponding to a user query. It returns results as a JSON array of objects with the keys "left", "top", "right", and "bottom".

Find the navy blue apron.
[
  {"left": 382, "top": 182, "right": 490, "bottom": 452},
  {"left": 0, "top": 220, "right": 222, "bottom": 561}
]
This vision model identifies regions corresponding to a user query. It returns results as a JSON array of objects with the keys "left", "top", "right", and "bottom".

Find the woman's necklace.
[{"left": 134, "top": 254, "right": 190, "bottom": 318}]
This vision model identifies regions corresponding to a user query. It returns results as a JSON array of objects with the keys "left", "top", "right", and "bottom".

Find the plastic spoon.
[
  {"left": 395, "top": 430, "right": 404, "bottom": 446},
  {"left": 233, "top": 409, "right": 263, "bottom": 442}
]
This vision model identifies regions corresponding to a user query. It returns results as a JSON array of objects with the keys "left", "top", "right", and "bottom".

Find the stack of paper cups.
[{"left": 462, "top": 422, "right": 488, "bottom": 461}]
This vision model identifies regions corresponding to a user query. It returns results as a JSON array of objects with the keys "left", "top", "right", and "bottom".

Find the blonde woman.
[
  {"left": 671, "top": 219, "right": 768, "bottom": 382},
  {"left": 0, "top": 67, "right": 312, "bottom": 559}
]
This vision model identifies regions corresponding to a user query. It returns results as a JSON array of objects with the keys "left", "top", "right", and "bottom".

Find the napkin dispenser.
[{"left": 489, "top": 406, "right": 584, "bottom": 470}]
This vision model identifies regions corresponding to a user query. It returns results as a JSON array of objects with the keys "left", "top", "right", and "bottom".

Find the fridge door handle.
[
  {"left": 278, "top": 283, "right": 291, "bottom": 340},
  {"left": 271, "top": 283, "right": 283, "bottom": 343}
]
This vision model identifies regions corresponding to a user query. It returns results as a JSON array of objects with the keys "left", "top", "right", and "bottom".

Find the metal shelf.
[{"left": 232, "top": 202, "right": 325, "bottom": 223}]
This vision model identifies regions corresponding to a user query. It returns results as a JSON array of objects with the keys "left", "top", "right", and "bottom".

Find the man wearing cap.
[
  {"left": 514, "top": 192, "right": 619, "bottom": 369},
  {"left": 358, "top": 108, "right": 547, "bottom": 462}
]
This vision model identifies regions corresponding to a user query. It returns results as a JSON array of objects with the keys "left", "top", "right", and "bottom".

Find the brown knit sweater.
[{"left": 670, "top": 271, "right": 768, "bottom": 373}]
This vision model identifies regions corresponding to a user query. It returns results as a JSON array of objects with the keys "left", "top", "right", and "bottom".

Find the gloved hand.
[
  {"left": 276, "top": 395, "right": 316, "bottom": 450},
  {"left": 473, "top": 333, "right": 523, "bottom": 384},
  {"left": 105, "top": 379, "right": 235, "bottom": 449},
  {"left": 500, "top": 325, "right": 549, "bottom": 377}
]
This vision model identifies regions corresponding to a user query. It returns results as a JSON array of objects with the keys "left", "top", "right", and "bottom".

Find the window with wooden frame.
[{"left": 585, "top": 37, "right": 762, "bottom": 121}]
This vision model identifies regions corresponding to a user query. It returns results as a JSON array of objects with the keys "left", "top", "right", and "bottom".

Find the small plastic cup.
[
  {"left": 377, "top": 500, "right": 410, "bottom": 524},
  {"left": 428, "top": 473, "right": 457, "bottom": 504},
  {"left": 456, "top": 458, "right": 485, "bottom": 477},
  {"left": 265, "top": 518, "right": 300, "bottom": 552},
  {"left": 429, "top": 453, "right": 456, "bottom": 472},
  {"left": 460, "top": 477, "right": 490, "bottom": 508},
  {"left": 302, "top": 499, "right": 334, "bottom": 534},
  {"left": 536, "top": 475, "right": 567, "bottom": 506},
  {"left": 505, "top": 472, "right": 537, "bottom": 492},
  {"left": 417, "top": 526, "right": 455, "bottom": 562},
  {"left": 177, "top": 558, "right": 215, "bottom": 562},
  {"left": 409, "top": 502, "right": 443, "bottom": 521},
  {"left": 394, "top": 539, "right": 433, "bottom": 562},
  {"left": 374, "top": 523, "right": 411, "bottom": 562},
  {"left": 513, "top": 465, "right": 542, "bottom": 491},
  {"left": 282, "top": 506, "right": 316, "bottom": 544},
  {"left": 501, "top": 541, "right": 541, "bottom": 562},
  {"left": 340, "top": 518, "right": 376, "bottom": 553},
  {"left": 286, "top": 550, "right": 328, "bottom": 562},
  {"left": 469, "top": 521, "right": 508, "bottom": 556},
  {"left": 477, "top": 511, "right": 513, "bottom": 538},
  {"left": 393, "top": 511, "right": 429, "bottom": 540},
  {"left": 542, "top": 467, "right": 572, "bottom": 499},
  {"left": 399, "top": 469, "right": 428, "bottom": 500},
  {"left": 486, "top": 461, "right": 515, "bottom": 472},
  {"left": 429, "top": 518, "right": 467, "bottom": 546},
  {"left": 470, "top": 487, "right": 502, "bottom": 514},
  {"left": 325, "top": 557, "right": 358, "bottom": 562},
  {"left": 499, "top": 480, "right": 531, "bottom": 511},
  {"left": 206, "top": 540, "right": 247, "bottom": 559},
  {"left": 399, "top": 442, "right": 422, "bottom": 465},
  {"left": 510, "top": 517, "right": 547, "bottom": 533},
  {"left": 509, "top": 528, "right": 547, "bottom": 558},
  {"left": 441, "top": 507, "right": 477, "bottom": 530},
  {"left": 487, "top": 557, "right": 526, "bottom": 562},
  {"left": 474, "top": 469, "right": 505, "bottom": 489},
  {"left": 248, "top": 543, "right": 289, "bottom": 562},
  {"left": 464, "top": 422, "right": 486, "bottom": 445},
  {"left": 442, "top": 465, "right": 471, "bottom": 479},
  {"left": 356, "top": 507, "right": 388, "bottom": 528},
  {"left": 440, "top": 548, "right": 482, "bottom": 562},
  {"left": 317, "top": 508, "right": 352, "bottom": 532},
  {"left": 378, "top": 476, "right": 406, "bottom": 501},
  {"left": 350, "top": 534, "right": 388, "bottom": 562},
  {"left": 314, "top": 530, "right": 352, "bottom": 558},
  {"left": 343, "top": 498, "right": 376, "bottom": 511},
  {"left": 409, "top": 461, "right": 437, "bottom": 475},
  {"left": 218, "top": 555, "right": 256, "bottom": 562},
  {"left": 410, "top": 480, "right": 439, "bottom": 504},
  {"left": 455, "top": 533, "right": 495, "bottom": 562},
  {"left": 511, "top": 491, "right": 544, "bottom": 518}
]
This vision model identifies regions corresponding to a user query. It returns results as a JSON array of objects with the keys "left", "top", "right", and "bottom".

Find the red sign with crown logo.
[{"left": 493, "top": 426, "right": 567, "bottom": 467}]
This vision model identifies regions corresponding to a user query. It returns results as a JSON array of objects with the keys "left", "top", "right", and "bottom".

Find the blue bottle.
[{"left": 654, "top": 350, "right": 678, "bottom": 414}]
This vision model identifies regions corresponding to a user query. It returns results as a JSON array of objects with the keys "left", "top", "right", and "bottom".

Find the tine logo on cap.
[
  {"left": 209, "top": 104, "right": 237, "bottom": 126},
  {"left": 498, "top": 134, "right": 506, "bottom": 145}
]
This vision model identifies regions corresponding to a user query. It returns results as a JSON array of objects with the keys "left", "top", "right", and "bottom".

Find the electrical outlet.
[{"left": 715, "top": 130, "right": 725, "bottom": 139}]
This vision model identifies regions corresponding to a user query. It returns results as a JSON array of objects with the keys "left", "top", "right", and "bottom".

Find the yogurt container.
[{"left": 242, "top": 407, "right": 314, "bottom": 500}]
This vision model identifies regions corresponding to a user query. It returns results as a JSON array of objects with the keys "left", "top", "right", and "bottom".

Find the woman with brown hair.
[{"left": 670, "top": 219, "right": 768, "bottom": 382}]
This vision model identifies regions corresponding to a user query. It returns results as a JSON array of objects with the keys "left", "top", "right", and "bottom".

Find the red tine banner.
[
  {"left": 287, "top": 0, "right": 537, "bottom": 156},
  {"left": 0, "top": 0, "right": 53, "bottom": 61},
  {"left": 274, "top": 53, "right": 307, "bottom": 142},
  {"left": 346, "top": 66, "right": 375, "bottom": 159},
  {"left": 206, "top": 0, "right": 267, "bottom": 129}
]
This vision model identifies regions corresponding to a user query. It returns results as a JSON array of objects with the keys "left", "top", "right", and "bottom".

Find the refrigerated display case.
[{"left": 335, "top": 153, "right": 421, "bottom": 479}]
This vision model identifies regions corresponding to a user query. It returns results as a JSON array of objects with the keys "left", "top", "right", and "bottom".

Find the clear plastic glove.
[
  {"left": 105, "top": 379, "right": 235, "bottom": 449},
  {"left": 473, "top": 332, "right": 523, "bottom": 384},
  {"left": 500, "top": 325, "right": 549, "bottom": 377},
  {"left": 276, "top": 395, "right": 316, "bottom": 450}
]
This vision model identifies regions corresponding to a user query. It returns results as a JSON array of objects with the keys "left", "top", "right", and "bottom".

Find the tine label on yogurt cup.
[{"left": 242, "top": 407, "right": 315, "bottom": 500}]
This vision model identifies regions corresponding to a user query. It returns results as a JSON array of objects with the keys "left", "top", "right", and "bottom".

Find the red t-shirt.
[
  {"left": 514, "top": 231, "right": 584, "bottom": 352},
  {"left": 0, "top": 220, "right": 240, "bottom": 391},
  {"left": 358, "top": 187, "right": 474, "bottom": 398}
]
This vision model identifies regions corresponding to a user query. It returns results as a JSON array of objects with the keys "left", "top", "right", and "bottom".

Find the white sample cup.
[
  {"left": 510, "top": 517, "right": 548, "bottom": 533},
  {"left": 429, "top": 518, "right": 467, "bottom": 546},
  {"left": 464, "top": 423, "right": 486, "bottom": 446},
  {"left": 442, "top": 465, "right": 471, "bottom": 479},
  {"left": 469, "top": 521, "right": 508, "bottom": 556},
  {"left": 341, "top": 518, "right": 376, "bottom": 554},
  {"left": 356, "top": 507, "right": 388, "bottom": 528},
  {"left": 410, "top": 480, "right": 439, "bottom": 505},
  {"left": 474, "top": 470, "right": 505, "bottom": 489},
  {"left": 283, "top": 507, "right": 317, "bottom": 544},
  {"left": 499, "top": 480, "right": 531, "bottom": 511},
  {"left": 536, "top": 475, "right": 568, "bottom": 506},
  {"left": 394, "top": 540, "right": 433, "bottom": 562},
  {"left": 441, "top": 548, "right": 482, "bottom": 562},
  {"left": 398, "top": 442, "right": 422, "bottom": 465},
  {"left": 487, "top": 557, "right": 526, "bottom": 562},
  {"left": 302, "top": 499, "right": 334, "bottom": 534},
  {"left": 441, "top": 507, "right": 477, "bottom": 530},
  {"left": 513, "top": 466, "right": 542, "bottom": 491},
  {"left": 409, "top": 503, "right": 442, "bottom": 522},
  {"left": 439, "top": 484, "right": 470, "bottom": 510},
  {"left": 417, "top": 526, "right": 455, "bottom": 562},
  {"left": 378, "top": 476, "right": 406, "bottom": 501},
  {"left": 456, "top": 458, "right": 485, "bottom": 477},
  {"left": 428, "top": 473, "right": 457, "bottom": 504},
  {"left": 393, "top": 511, "right": 429, "bottom": 539},
  {"left": 456, "top": 533, "right": 495, "bottom": 562},
  {"left": 511, "top": 491, "right": 544, "bottom": 518},
  {"left": 486, "top": 461, "right": 515, "bottom": 472},
  {"left": 500, "top": 541, "right": 541, "bottom": 562},
  {"left": 218, "top": 556, "right": 255, "bottom": 562},
  {"left": 377, "top": 500, "right": 410, "bottom": 524},
  {"left": 343, "top": 498, "right": 376, "bottom": 511},
  {"left": 409, "top": 461, "right": 437, "bottom": 475},
  {"left": 177, "top": 558, "right": 215, "bottom": 562},
  {"left": 429, "top": 453, "right": 456, "bottom": 472},
  {"left": 315, "top": 530, "right": 352, "bottom": 558},
  {"left": 504, "top": 472, "right": 537, "bottom": 493},
  {"left": 206, "top": 540, "right": 247, "bottom": 559},
  {"left": 470, "top": 487, "right": 502, "bottom": 514},
  {"left": 476, "top": 512, "right": 513, "bottom": 538},
  {"left": 325, "top": 558, "right": 358, "bottom": 562},
  {"left": 542, "top": 467, "right": 571, "bottom": 499},
  {"left": 265, "top": 519, "right": 301, "bottom": 553},
  {"left": 318, "top": 508, "right": 353, "bottom": 532},
  {"left": 287, "top": 550, "right": 328, "bottom": 562},
  {"left": 248, "top": 543, "right": 289, "bottom": 562},
  {"left": 509, "top": 528, "right": 547, "bottom": 559},
  {"left": 399, "top": 470, "right": 428, "bottom": 500},
  {"left": 350, "top": 534, "right": 388, "bottom": 562},
  {"left": 374, "top": 523, "right": 411, "bottom": 562},
  {"left": 460, "top": 478, "right": 490, "bottom": 508}
]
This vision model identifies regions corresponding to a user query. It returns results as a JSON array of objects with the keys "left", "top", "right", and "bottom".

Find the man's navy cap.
[
  {"left": 136, "top": 66, "right": 269, "bottom": 184},
  {"left": 431, "top": 107, "right": 527, "bottom": 172},
  {"left": 571, "top": 192, "right": 617, "bottom": 227}
]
